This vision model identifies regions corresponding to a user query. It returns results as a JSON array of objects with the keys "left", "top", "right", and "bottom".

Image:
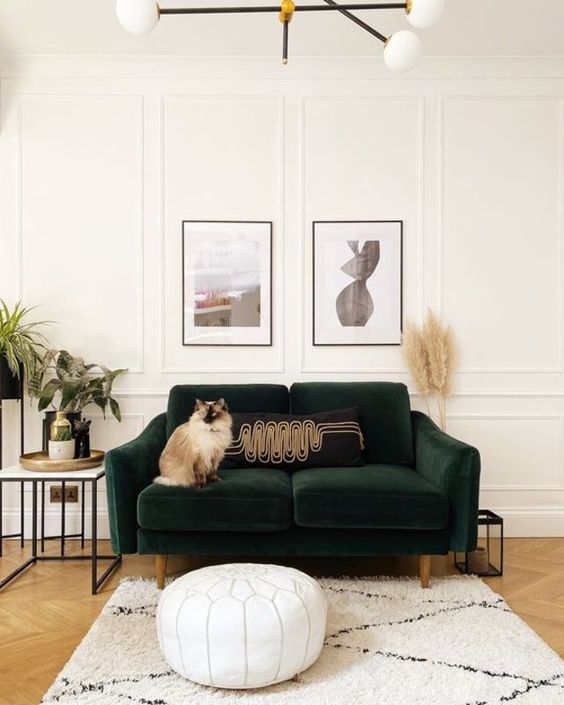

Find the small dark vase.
[
  {"left": 42, "top": 411, "right": 82, "bottom": 452},
  {"left": 0, "top": 356, "right": 23, "bottom": 400}
]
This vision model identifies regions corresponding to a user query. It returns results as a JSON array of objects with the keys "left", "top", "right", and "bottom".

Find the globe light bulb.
[
  {"left": 405, "top": 0, "right": 444, "bottom": 29},
  {"left": 383, "top": 31, "right": 422, "bottom": 73},
  {"left": 116, "top": 0, "right": 160, "bottom": 35}
]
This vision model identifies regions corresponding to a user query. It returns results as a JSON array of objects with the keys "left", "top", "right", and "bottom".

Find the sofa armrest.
[
  {"left": 105, "top": 412, "right": 167, "bottom": 554},
  {"left": 411, "top": 411, "right": 481, "bottom": 552}
]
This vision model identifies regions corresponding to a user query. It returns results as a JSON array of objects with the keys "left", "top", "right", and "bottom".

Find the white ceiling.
[{"left": 0, "top": 0, "right": 562, "bottom": 59}]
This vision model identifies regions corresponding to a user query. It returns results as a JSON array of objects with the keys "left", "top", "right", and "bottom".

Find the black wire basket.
[{"left": 454, "top": 509, "right": 504, "bottom": 577}]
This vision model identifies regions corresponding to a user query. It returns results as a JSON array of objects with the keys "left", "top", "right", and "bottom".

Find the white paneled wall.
[
  {"left": 20, "top": 95, "right": 145, "bottom": 372},
  {"left": 1, "top": 57, "right": 564, "bottom": 538},
  {"left": 441, "top": 97, "right": 563, "bottom": 374}
]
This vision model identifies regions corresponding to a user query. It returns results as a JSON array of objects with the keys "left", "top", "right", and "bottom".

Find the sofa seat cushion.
[
  {"left": 138, "top": 468, "right": 293, "bottom": 532},
  {"left": 292, "top": 465, "right": 448, "bottom": 530}
]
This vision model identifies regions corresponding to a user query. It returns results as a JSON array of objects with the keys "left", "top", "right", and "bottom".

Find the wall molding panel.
[
  {"left": 2, "top": 56, "right": 564, "bottom": 536},
  {"left": 439, "top": 95, "right": 564, "bottom": 375},
  {"left": 448, "top": 413, "right": 564, "bottom": 492},
  {"left": 158, "top": 94, "right": 286, "bottom": 374},
  {"left": 299, "top": 95, "right": 425, "bottom": 374},
  {"left": 17, "top": 92, "right": 145, "bottom": 374}
]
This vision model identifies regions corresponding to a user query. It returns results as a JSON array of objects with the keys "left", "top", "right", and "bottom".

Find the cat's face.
[{"left": 193, "top": 398, "right": 230, "bottom": 426}]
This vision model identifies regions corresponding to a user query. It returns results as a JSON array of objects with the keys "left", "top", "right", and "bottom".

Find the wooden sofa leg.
[
  {"left": 420, "top": 555, "right": 431, "bottom": 588},
  {"left": 156, "top": 554, "right": 168, "bottom": 589}
]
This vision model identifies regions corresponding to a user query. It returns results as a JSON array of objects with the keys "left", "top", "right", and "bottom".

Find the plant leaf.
[
  {"left": 38, "top": 378, "right": 61, "bottom": 411},
  {"left": 0, "top": 300, "right": 52, "bottom": 383},
  {"left": 26, "top": 346, "right": 127, "bottom": 417},
  {"left": 109, "top": 397, "right": 122, "bottom": 422},
  {"left": 93, "top": 394, "right": 107, "bottom": 417},
  {"left": 27, "top": 347, "right": 57, "bottom": 394},
  {"left": 60, "top": 379, "right": 81, "bottom": 411}
]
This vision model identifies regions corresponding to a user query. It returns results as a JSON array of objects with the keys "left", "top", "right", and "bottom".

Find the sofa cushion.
[
  {"left": 292, "top": 465, "right": 448, "bottom": 530},
  {"left": 290, "top": 382, "right": 414, "bottom": 466},
  {"left": 166, "top": 384, "right": 289, "bottom": 438},
  {"left": 138, "top": 468, "right": 293, "bottom": 532},
  {"left": 222, "top": 407, "right": 364, "bottom": 470}
]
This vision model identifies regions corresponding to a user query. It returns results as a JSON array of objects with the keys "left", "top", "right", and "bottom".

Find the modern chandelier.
[{"left": 115, "top": 0, "right": 444, "bottom": 72}]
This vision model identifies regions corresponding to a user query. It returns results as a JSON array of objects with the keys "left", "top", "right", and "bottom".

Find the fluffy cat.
[{"left": 154, "top": 398, "right": 232, "bottom": 488}]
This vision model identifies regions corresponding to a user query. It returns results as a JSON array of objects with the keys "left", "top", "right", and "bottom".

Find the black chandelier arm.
[
  {"left": 159, "top": 3, "right": 406, "bottom": 15},
  {"left": 320, "top": 0, "right": 387, "bottom": 43},
  {"left": 282, "top": 20, "right": 289, "bottom": 63}
]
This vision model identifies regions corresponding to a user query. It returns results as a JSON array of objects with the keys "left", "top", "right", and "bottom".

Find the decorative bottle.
[{"left": 50, "top": 411, "right": 72, "bottom": 442}]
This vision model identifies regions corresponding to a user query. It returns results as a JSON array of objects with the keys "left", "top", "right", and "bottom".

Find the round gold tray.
[{"left": 19, "top": 450, "right": 105, "bottom": 472}]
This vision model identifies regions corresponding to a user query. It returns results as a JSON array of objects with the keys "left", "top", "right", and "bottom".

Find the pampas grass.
[{"left": 402, "top": 310, "right": 455, "bottom": 430}]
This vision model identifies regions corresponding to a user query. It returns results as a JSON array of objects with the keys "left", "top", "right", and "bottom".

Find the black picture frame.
[
  {"left": 182, "top": 220, "right": 273, "bottom": 347},
  {"left": 312, "top": 220, "right": 403, "bottom": 346}
]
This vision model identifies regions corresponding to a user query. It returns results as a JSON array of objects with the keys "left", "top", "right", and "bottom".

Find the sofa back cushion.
[
  {"left": 290, "top": 382, "right": 414, "bottom": 466},
  {"left": 166, "top": 384, "right": 290, "bottom": 438}
]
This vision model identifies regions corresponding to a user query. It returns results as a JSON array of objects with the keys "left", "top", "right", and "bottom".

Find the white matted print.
[
  {"left": 313, "top": 221, "right": 402, "bottom": 345},
  {"left": 182, "top": 221, "right": 272, "bottom": 346}
]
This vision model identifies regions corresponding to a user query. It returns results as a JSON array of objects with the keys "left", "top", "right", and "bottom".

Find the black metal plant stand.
[
  {"left": 454, "top": 509, "right": 504, "bottom": 577},
  {"left": 0, "top": 370, "right": 25, "bottom": 556}
]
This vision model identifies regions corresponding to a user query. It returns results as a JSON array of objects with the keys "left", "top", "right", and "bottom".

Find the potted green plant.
[
  {"left": 28, "top": 349, "right": 127, "bottom": 449},
  {"left": 0, "top": 300, "right": 49, "bottom": 400}
]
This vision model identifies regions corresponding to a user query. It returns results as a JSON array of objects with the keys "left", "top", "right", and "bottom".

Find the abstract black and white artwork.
[
  {"left": 182, "top": 221, "right": 272, "bottom": 345},
  {"left": 313, "top": 221, "right": 402, "bottom": 345}
]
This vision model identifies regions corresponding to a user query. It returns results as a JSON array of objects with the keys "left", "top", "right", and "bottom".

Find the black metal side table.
[{"left": 0, "top": 464, "right": 121, "bottom": 594}]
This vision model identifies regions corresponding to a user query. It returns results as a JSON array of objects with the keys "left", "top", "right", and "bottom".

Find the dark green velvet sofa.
[{"left": 105, "top": 382, "right": 480, "bottom": 588}]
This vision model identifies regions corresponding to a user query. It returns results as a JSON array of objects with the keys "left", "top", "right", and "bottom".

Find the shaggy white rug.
[{"left": 41, "top": 575, "right": 564, "bottom": 705}]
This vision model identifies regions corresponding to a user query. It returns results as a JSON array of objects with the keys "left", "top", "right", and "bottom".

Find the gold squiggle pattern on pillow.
[{"left": 224, "top": 420, "right": 363, "bottom": 464}]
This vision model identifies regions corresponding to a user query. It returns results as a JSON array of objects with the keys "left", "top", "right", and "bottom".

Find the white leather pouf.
[{"left": 156, "top": 563, "right": 327, "bottom": 689}]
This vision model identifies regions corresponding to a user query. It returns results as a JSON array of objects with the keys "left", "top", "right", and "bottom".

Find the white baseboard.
[{"left": 490, "top": 508, "right": 564, "bottom": 537}]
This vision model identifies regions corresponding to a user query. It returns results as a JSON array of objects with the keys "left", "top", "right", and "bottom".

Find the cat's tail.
[{"left": 153, "top": 475, "right": 177, "bottom": 486}]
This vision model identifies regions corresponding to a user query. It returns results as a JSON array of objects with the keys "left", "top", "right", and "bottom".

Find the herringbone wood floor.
[{"left": 0, "top": 538, "right": 563, "bottom": 705}]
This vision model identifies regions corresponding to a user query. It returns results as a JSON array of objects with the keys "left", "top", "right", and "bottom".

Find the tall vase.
[{"left": 42, "top": 411, "right": 82, "bottom": 452}]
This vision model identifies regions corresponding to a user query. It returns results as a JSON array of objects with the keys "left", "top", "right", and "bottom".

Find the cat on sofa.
[{"left": 154, "top": 399, "right": 232, "bottom": 488}]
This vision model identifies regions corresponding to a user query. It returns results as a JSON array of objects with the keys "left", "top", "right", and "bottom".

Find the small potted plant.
[
  {"left": 0, "top": 300, "right": 49, "bottom": 400},
  {"left": 48, "top": 412, "right": 75, "bottom": 460},
  {"left": 28, "top": 349, "right": 127, "bottom": 450}
]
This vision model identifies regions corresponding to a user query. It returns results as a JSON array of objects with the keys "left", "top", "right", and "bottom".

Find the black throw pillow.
[{"left": 222, "top": 407, "right": 364, "bottom": 470}]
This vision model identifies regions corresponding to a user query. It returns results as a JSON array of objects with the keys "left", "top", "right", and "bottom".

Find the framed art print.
[
  {"left": 182, "top": 220, "right": 272, "bottom": 346},
  {"left": 313, "top": 220, "right": 402, "bottom": 345}
]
